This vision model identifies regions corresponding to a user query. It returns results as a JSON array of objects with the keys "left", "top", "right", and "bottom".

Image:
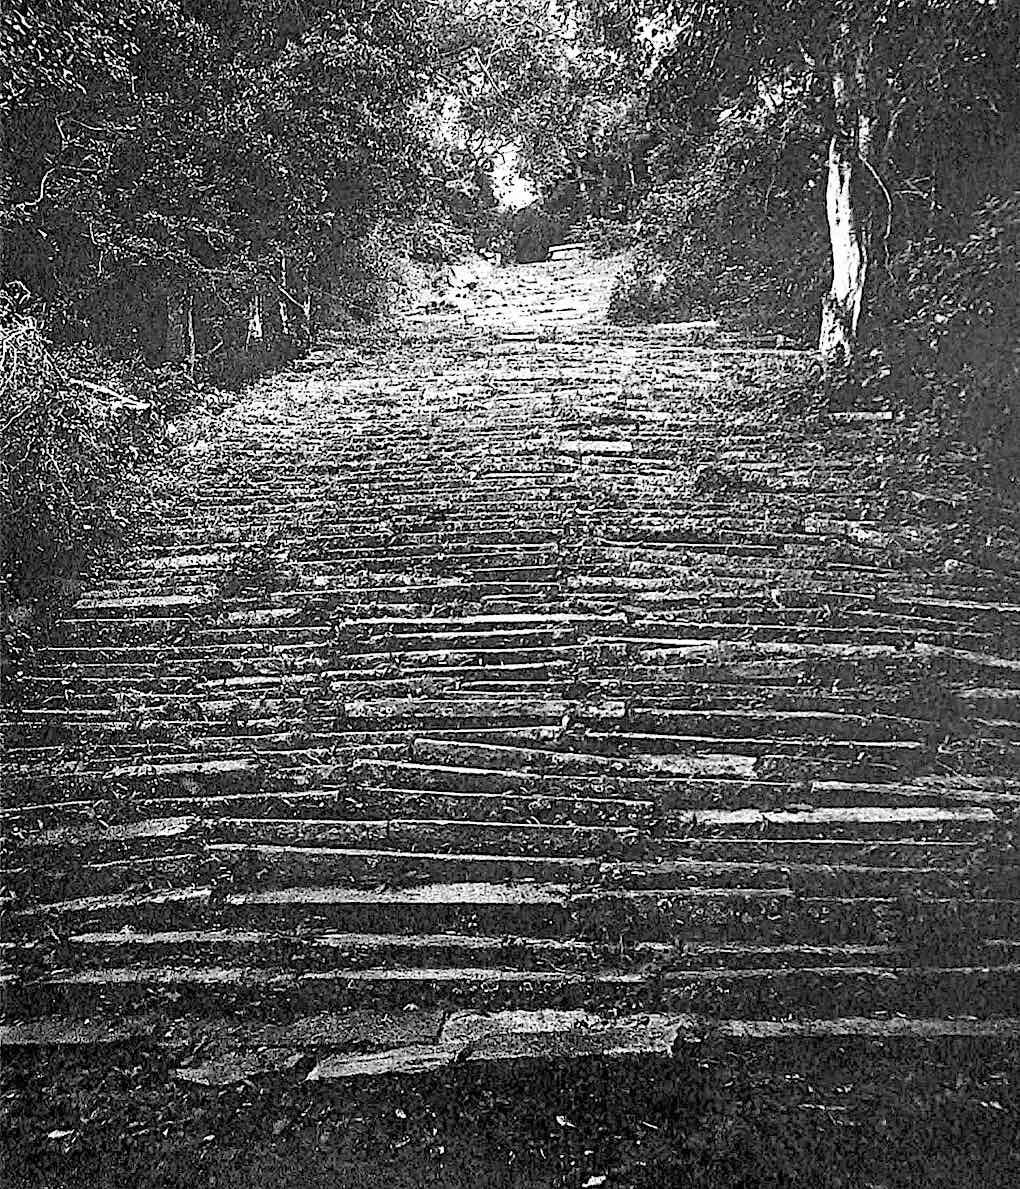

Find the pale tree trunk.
[
  {"left": 278, "top": 254, "right": 292, "bottom": 340},
  {"left": 246, "top": 291, "right": 264, "bottom": 350},
  {"left": 300, "top": 267, "right": 313, "bottom": 347},
  {"left": 184, "top": 294, "right": 196, "bottom": 380},
  {"left": 0, "top": 113, "right": 9, "bottom": 253},
  {"left": 819, "top": 130, "right": 868, "bottom": 369},
  {"left": 164, "top": 293, "right": 187, "bottom": 362},
  {"left": 164, "top": 292, "right": 197, "bottom": 376},
  {"left": 819, "top": 20, "right": 881, "bottom": 374},
  {"left": 164, "top": 294, "right": 185, "bottom": 363}
]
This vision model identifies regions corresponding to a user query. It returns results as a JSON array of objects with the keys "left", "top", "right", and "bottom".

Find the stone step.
[
  {"left": 6, "top": 1011, "right": 1017, "bottom": 1087},
  {"left": 12, "top": 800, "right": 1014, "bottom": 894},
  {"left": 12, "top": 881, "right": 1019, "bottom": 951},
  {"left": 7, "top": 960, "right": 1019, "bottom": 1020},
  {"left": 4, "top": 735, "right": 951, "bottom": 803},
  {"left": 4, "top": 928, "right": 918, "bottom": 974}
]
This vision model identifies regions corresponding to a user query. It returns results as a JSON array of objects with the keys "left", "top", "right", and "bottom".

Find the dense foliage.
[
  {"left": 580, "top": 0, "right": 1019, "bottom": 463},
  {"left": 3, "top": 0, "right": 1018, "bottom": 648},
  {"left": 868, "top": 188, "right": 1020, "bottom": 480},
  {"left": 2, "top": 1, "right": 460, "bottom": 364},
  {"left": 0, "top": 0, "right": 583, "bottom": 648},
  {"left": 0, "top": 286, "right": 199, "bottom": 683},
  {"left": 609, "top": 107, "right": 827, "bottom": 336}
]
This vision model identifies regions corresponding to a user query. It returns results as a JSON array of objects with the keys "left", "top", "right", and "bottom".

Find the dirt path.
[{"left": 3, "top": 255, "right": 1019, "bottom": 1084}]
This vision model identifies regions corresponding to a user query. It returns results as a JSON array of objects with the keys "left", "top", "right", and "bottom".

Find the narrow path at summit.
[{"left": 3, "top": 255, "right": 1020, "bottom": 1080}]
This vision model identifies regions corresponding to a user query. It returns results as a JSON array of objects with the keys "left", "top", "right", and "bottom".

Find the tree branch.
[
  {"left": 17, "top": 167, "right": 59, "bottom": 210},
  {"left": 883, "top": 96, "right": 909, "bottom": 162},
  {"left": 862, "top": 155, "right": 894, "bottom": 245}
]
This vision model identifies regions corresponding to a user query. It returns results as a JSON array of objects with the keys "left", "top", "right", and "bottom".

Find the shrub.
[
  {"left": 471, "top": 210, "right": 515, "bottom": 264},
  {"left": 500, "top": 204, "right": 571, "bottom": 263},
  {"left": 864, "top": 189, "right": 1020, "bottom": 484},
  {"left": 587, "top": 216, "right": 639, "bottom": 258},
  {"left": 1, "top": 289, "right": 197, "bottom": 685},
  {"left": 608, "top": 112, "right": 827, "bottom": 339},
  {"left": 396, "top": 201, "right": 476, "bottom": 266}
]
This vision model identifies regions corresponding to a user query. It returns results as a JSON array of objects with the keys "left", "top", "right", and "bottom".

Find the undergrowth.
[
  {"left": 863, "top": 190, "right": 1020, "bottom": 489},
  {"left": 609, "top": 109, "right": 1019, "bottom": 487},
  {"left": 1, "top": 288, "right": 198, "bottom": 690},
  {"left": 608, "top": 111, "right": 827, "bottom": 341}
]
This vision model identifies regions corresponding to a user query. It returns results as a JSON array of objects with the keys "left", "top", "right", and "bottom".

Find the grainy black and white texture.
[{"left": 3, "top": 252, "right": 1019, "bottom": 1185}]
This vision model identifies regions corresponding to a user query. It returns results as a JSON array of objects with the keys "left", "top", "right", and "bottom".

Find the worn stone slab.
[
  {"left": 28, "top": 816, "right": 200, "bottom": 848},
  {"left": 176, "top": 1048, "right": 306, "bottom": 1086},
  {"left": 440, "top": 1009, "right": 684, "bottom": 1060},
  {"left": 306, "top": 1043, "right": 464, "bottom": 1079},
  {"left": 708, "top": 1017, "right": 1020, "bottom": 1039}
]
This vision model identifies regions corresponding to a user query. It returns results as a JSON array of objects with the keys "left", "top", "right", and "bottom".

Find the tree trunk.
[
  {"left": 279, "top": 254, "right": 292, "bottom": 340},
  {"left": 184, "top": 293, "right": 196, "bottom": 380},
  {"left": 164, "top": 291, "right": 196, "bottom": 374},
  {"left": 300, "top": 267, "right": 313, "bottom": 348},
  {"left": 164, "top": 293, "right": 186, "bottom": 363},
  {"left": 819, "top": 131, "right": 868, "bottom": 370},
  {"left": 0, "top": 111, "right": 8, "bottom": 255},
  {"left": 818, "top": 21, "right": 879, "bottom": 374},
  {"left": 246, "top": 292, "right": 264, "bottom": 349}
]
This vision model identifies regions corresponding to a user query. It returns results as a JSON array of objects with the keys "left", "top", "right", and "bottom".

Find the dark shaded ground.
[{"left": 3, "top": 1038, "right": 1019, "bottom": 1188}]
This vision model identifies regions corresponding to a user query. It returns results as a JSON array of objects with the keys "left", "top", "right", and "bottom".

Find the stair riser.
[
  {"left": 13, "top": 882, "right": 1017, "bottom": 944},
  {"left": 7, "top": 968, "right": 1017, "bottom": 1022}
]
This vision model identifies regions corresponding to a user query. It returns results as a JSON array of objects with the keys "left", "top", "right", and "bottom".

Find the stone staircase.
[
  {"left": 2, "top": 255, "right": 1019, "bottom": 1086},
  {"left": 548, "top": 222, "right": 588, "bottom": 262}
]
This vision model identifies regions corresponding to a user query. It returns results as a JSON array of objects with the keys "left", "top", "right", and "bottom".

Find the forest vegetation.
[
  {"left": 2, "top": 0, "right": 1018, "bottom": 657},
  {"left": 2, "top": 5, "right": 1020, "bottom": 1183}
]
